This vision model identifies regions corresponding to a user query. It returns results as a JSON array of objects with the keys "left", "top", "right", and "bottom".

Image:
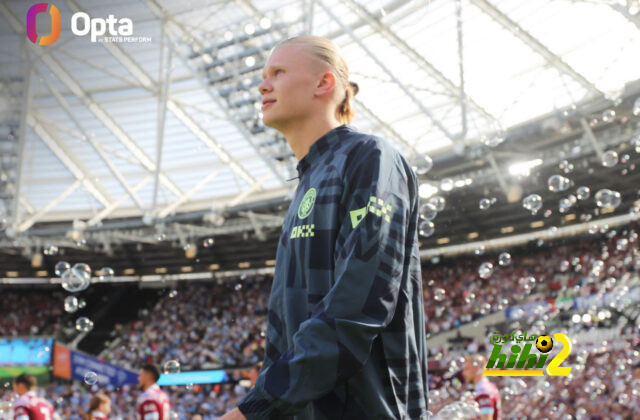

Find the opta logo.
[
  {"left": 26, "top": 3, "right": 137, "bottom": 45},
  {"left": 26, "top": 3, "right": 60, "bottom": 45}
]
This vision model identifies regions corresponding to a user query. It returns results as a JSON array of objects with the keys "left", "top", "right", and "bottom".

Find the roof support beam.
[
  {"left": 158, "top": 168, "right": 225, "bottom": 218},
  {"left": 316, "top": 0, "right": 456, "bottom": 141},
  {"left": 33, "top": 66, "right": 146, "bottom": 211},
  {"left": 28, "top": 114, "right": 112, "bottom": 207},
  {"left": 11, "top": 42, "right": 32, "bottom": 229},
  {"left": 0, "top": 4, "right": 184, "bottom": 200},
  {"left": 88, "top": 177, "right": 152, "bottom": 227},
  {"left": 470, "top": 0, "right": 601, "bottom": 96},
  {"left": 343, "top": 0, "right": 496, "bottom": 125},
  {"left": 68, "top": 0, "right": 282, "bottom": 192},
  {"left": 18, "top": 180, "right": 81, "bottom": 232},
  {"left": 152, "top": 23, "right": 172, "bottom": 217}
]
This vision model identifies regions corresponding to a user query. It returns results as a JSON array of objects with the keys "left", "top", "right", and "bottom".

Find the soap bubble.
[
  {"left": 99, "top": 267, "right": 114, "bottom": 281},
  {"left": 75, "top": 317, "right": 93, "bottom": 332},
  {"left": 547, "top": 175, "right": 571, "bottom": 192},
  {"left": 163, "top": 360, "right": 180, "bottom": 374},
  {"left": 409, "top": 154, "right": 433, "bottom": 175},
  {"left": 43, "top": 245, "right": 59, "bottom": 256},
  {"left": 576, "top": 186, "right": 590, "bottom": 200},
  {"left": 440, "top": 178, "right": 454, "bottom": 192},
  {"left": 428, "top": 195, "right": 446, "bottom": 212},
  {"left": 419, "top": 221, "right": 435, "bottom": 237},
  {"left": 478, "top": 262, "right": 494, "bottom": 279},
  {"left": 419, "top": 203, "right": 438, "bottom": 221},
  {"left": 558, "top": 198, "right": 572, "bottom": 213},
  {"left": 54, "top": 261, "right": 70, "bottom": 277},
  {"left": 479, "top": 198, "right": 492, "bottom": 210},
  {"left": 631, "top": 134, "right": 640, "bottom": 153},
  {"left": 601, "top": 150, "right": 619, "bottom": 168},
  {"left": 498, "top": 252, "right": 512, "bottom": 266},
  {"left": 84, "top": 371, "right": 98, "bottom": 385},
  {"left": 632, "top": 97, "right": 640, "bottom": 116},
  {"left": 433, "top": 288, "right": 446, "bottom": 301},
  {"left": 601, "top": 109, "right": 615, "bottom": 123},
  {"left": 559, "top": 160, "right": 573, "bottom": 173},
  {"left": 202, "top": 238, "right": 214, "bottom": 248},
  {"left": 595, "top": 189, "right": 621, "bottom": 209},
  {"left": 61, "top": 263, "right": 91, "bottom": 293},
  {"left": 64, "top": 296, "right": 79, "bottom": 313},
  {"left": 522, "top": 194, "right": 543, "bottom": 215}
]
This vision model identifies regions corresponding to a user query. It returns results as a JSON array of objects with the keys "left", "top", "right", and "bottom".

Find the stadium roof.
[{"left": 1, "top": 0, "right": 639, "bottom": 230}]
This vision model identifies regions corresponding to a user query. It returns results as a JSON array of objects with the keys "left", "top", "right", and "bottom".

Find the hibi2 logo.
[
  {"left": 26, "top": 3, "right": 148, "bottom": 45},
  {"left": 26, "top": 3, "right": 60, "bottom": 45},
  {"left": 483, "top": 332, "right": 573, "bottom": 377}
]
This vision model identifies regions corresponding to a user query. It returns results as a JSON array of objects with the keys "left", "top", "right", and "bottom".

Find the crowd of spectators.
[
  {"left": 0, "top": 291, "right": 64, "bottom": 337},
  {"left": 429, "top": 333, "right": 640, "bottom": 419},
  {"left": 103, "top": 277, "right": 269, "bottom": 371},
  {"left": 423, "top": 224, "right": 639, "bottom": 334},
  {"left": 0, "top": 381, "right": 247, "bottom": 419}
]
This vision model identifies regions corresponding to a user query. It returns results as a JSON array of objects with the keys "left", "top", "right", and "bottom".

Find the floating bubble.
[
  {"left": 601, "top": 109, "right": 615, "bottom": 123},
  {"left": 202, "top": 238, "right": 214, "bottom": 248},
  {"left": 409, "top": 154, "right": 433, "bottom": 176},
  {"left": 419, "top": 220, "right": 435, "bottom": 237},
  {"left": 99, "top": 267, "right": 114, "bottom": 281},
  {"left": 428, "top": 195, "right": 446, "bottom": 212},
  {"left": 522, "top": 194, "right": 543, "bottom": 215},
  {"left": 479, "top": 198, "right": 492, "bottom": 210},
  {"left": 559, "top": 160, "right": 573, "bottom": 173},
  {"left": 234, "top": 283, "right": 243, "bottom": 291},
  {"left": 75, "top": 317, "right": 93, "bottom": 332},
  {"left": 168, "top": 289, "right": 178, "bottom": 298},
  {"left": 43, "top": 245, "right": 59, "bottom": 256},
  {"left": 576, "top": 186, "right": 590, "bottom": 200},
  {"left": 419, "top": 203, "right": 438, "bottom": 221},
  {"left": 433, "top": 288, "right": 446, "bottom": 301},
  {"left": 560, "top": 260, "right": 570, "bottom": 272},
  {"left": 631, "top": 134, "right": 640, "bottom": 153},
  {"left": 498, "top": 252, "right": 511, "bottom": 266},
  {"left": 475, "top": 245, "right": 486, "bottom": 255},
  {"left": 84, "top": 371, "right": 98, "bottom": 385},
  {"left": 633, "top": 97, "right": 640, "bottom": 116},
  {"left": 617, "top": 238, "right": 629, "bottom": 252},
  {"left": 440, "top": 178, "right": 454, "bottom": 192},
  {"left": 558, "top": 198, "right": 572, "bottom": 213},
  {"left": 601, "top": 150, "right": 619, "bottom": 168},
  {"left": 64, "top": 296, "right": 79, "bottom": 313},
  {"left": 55, "top": 261, "right": 70, "bottom": 277},
  {"left": 478, "top": 262, "right": 493, "bottom": 279},
  {"left": 169, "top": 412, "right": 180, "bottom": 420},
  {"left": 61, "top": 263, "right": 91, "bottom": 293},
  {"left": 595, "top": 189, "right": 621, "bottom": 209},
  {"left": 547, "top": 175, "right": 571, "bottom": 192},
  {"left": 163, "top": 360, "right": 180, "bottom": 374}
]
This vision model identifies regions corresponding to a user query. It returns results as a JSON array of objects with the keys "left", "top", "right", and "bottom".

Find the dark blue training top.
[{"left": 239, "top": 124, "right": 429, "bottom": 419}]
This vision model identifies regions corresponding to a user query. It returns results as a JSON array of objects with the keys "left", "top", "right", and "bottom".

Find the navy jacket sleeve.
[{"left": 238, "top": 141, "right": 412, "bottom": 419}]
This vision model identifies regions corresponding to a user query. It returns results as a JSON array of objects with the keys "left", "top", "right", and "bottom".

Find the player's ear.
[{"left": 315, "top": 71, "right": 336, "bottom": 97}]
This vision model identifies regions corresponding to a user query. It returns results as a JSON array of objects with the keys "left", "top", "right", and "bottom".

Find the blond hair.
[
  {"left": 277, "top": 35, "right": 359, "bottom": 124},
  {"left": 82, "top": 393, "right": 110, "bottom": 420}
]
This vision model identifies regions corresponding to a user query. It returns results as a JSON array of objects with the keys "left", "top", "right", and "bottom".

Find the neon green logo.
[
  {"left": 350, "top": 195, "right": 393, "bottom": 228},
  {"left": 297, "top": 188, "right": 316, "bottom": 219}
]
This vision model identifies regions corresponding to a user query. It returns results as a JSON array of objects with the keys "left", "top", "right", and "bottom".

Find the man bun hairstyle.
[{"left": 277, "top": 35, "right": 358, "bottom": 124}]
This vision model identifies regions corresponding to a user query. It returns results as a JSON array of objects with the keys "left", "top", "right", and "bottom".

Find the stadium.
[{"left": 1, "top": 0, "right": 640, "bottom": 419}]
